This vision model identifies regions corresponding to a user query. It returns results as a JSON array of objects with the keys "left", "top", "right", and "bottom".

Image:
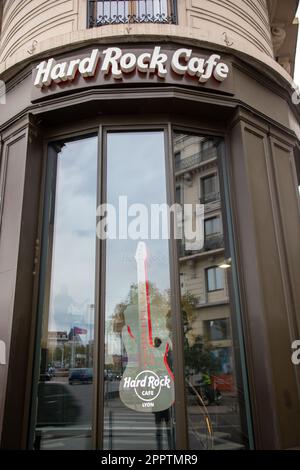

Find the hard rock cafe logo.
[
  {"left": 123, "top": 370, "right": 171, "bottom": 405},
  {"left": 119, "top": 242, "right": 175, "bottom": 413},
  {"left": 34, "top": 47, "right": 230, "bottom": 88}
]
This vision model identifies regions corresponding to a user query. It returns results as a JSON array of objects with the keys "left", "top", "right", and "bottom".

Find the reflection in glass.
[
  {"left": 104, "top": 131, "right": 175, "bottom": 450},
  {"left": 33, "top": 137, "right": 98, "bottom": 450},
  {"left": 206, "top": 266, "right": 224, "bottom": 292},
  {"left": 174, "top": 132, "right": 249, "bottom": 450}
]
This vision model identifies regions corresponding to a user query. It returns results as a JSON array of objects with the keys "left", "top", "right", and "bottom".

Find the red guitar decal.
[{"left": 119, "top": 242, "right": 175, "bottom": 412}]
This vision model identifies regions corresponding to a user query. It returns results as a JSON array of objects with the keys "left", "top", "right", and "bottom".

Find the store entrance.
[{"left": 29, "top": 126, "right": 251, "bottom": 451}]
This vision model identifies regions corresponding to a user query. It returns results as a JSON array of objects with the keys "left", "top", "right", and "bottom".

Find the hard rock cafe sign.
[
  {"left": 119, "top": 242, "right": 175, "bottom": 412},
  {"left": 34, "top": 47, "right": 229, "bottom": 88},
  {"left": 31, "top": 46, "right": 233, "bottom": 100}
]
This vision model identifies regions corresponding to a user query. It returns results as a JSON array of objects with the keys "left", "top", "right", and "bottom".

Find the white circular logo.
[{"left": 134, "top": 370, "right": 161, "bottom": 402}]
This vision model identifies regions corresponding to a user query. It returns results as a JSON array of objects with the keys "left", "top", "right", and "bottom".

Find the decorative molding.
[
  {"left": 0, "top": 0, "right": 77, "bottom": 62},
  {"left": 271, "top": 22, "right": 287, "bottom": 54},
  {"left": 189, "top": 0, "right": 273, "bottom": 56}
]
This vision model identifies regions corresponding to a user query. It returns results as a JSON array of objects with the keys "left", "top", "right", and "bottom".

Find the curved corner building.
[{"left": 0, "top": 0, "right": 300, "bottom": 450}]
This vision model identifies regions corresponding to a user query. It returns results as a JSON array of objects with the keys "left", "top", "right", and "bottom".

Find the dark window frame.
[
  {"left": 204, "top": 317, "right": 231, "bottom": 342},
  {"left": 205, "top": 265, "right": 224, "bottom": 293},
  {"left": 204, "top": 215, "right": 222, "bottom": 238},
  {"left": 200, "top": 172, "right": 219, "bottom": 204},
  {"left": 27, "top": 118, "right": 254, "bottom": 451}
]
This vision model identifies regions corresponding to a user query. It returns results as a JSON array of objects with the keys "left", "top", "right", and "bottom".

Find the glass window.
[
  {"left": 97, "top": 1, "right": 169, "bottom": 22},
  {"left": 174, "top": 131, "right": 250, "bottom": 450},
  {"left": 206, "top": 266, "right": 224, "bottom": 292},
  {"left": 201, "top": 174, "right": 218, "bottom": 203},
  {"left": 137, "top": 0, "right": 169, "bottom": 18},
  {"left": 98, "top": 1, "right": 129, "bottom": 19},
  {"left": 104, "top": 131, "right": 175, "bottom": 450},
  {"left": 175, "top": 185, "right": 181, "bottom": 204},
  {"left": 204, "top": 318, "right": 230, "bottom": 342},
  {"left": 205, "top": 217, "right": 221, "bottom": 238},
  {"left": 32, "top": 136, "right": 98, "bottom": 450},
  {"left": 30, "top": 126, "right": 251, "bottom": 451}
]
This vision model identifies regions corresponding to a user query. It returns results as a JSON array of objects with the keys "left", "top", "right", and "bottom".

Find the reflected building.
[{"left": 175, "top": 134, "right": 235, "bottom": 399}]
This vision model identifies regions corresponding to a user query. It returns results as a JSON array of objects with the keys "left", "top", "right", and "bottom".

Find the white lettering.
[
  {"left": 187, "top": 56, "right": 205, "bottom": 78},
  {"left": 66, "top": 59, "right": 81, "bottom": 80},
  {"left": 34, "top": 58, "right": 55, "bottom": 87},
  {"left": 34, "top": 48, "right": 230, "bottom": 88},
  {"left": 78, "top": 49, "right": 100, "bottom": 77},
  {"left": 102, "top": 47, "right": 122, "bottom": 79},
  {"left": 137, "top": 52, "right": 151, "bottom": 73},
  {"left": 291, "top": 340, "right": 300, "bottom": 365},
  {"left": 149, "top": 46, "right": 168, "bottom": 78},
  {"left": 120, "top": 52, "right": 137, "bottom": 73},
  {"left": 122, "top": 374, "right": 171, "bottom": 389},
  {"left": 171, "top": 48, "right": 192, "bottom": 75},
  {"left": 51, "top": 62, "right": 68, "bottom": 83},
  {"left": 214, "top": 61, "right": 229, "bottom": 81},
  {"left": 200, "top": 54, "right": 221, "bottom": 83}
]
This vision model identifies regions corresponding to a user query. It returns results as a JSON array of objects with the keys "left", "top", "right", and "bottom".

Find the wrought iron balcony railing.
[
  {"left": 88, "top": 0, "right": 177, "bottom": 27},
  {"left": 204, "top": 233, "right": 224, "bottom": 251},
  {"left": 178, "top": 234, "right": 224, "bottom": 258},
  {"left": 200, "top": 191, "right": 220, "bottom": 204},
  {"left": 175, "top": 148, "right": 218, "bottom": 173}
]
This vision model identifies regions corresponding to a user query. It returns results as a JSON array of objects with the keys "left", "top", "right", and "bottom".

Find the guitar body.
[
  {"left": 119, "top": 307, "right": 175, "bottom": 413},
  {"left": 119, "top": 242, "right": 175, "bottom": 413}
]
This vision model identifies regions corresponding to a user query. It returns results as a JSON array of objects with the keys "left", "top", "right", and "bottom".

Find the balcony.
[
  {"left": 204, "top": 234, "right": 224, "bottom": 251},
  {"left": 175, "top": 148, "right": 217, "bottom": 173},
  {"left": 88, "top": 1, "right": 177, "bottom": 27},
  {"left": 200, "top": 191, "right": 220, "bottom": 204},
  {"left": 178, "top": 234, "right": 224, "bottom": 258}
]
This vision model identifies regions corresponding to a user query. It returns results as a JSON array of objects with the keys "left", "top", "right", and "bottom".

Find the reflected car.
[
  {"left": 37, "top": 382, "right": 81, "bottom": 426},
  {"left": 68, "top": 368, "right": 93, "bottom": 385},
  {"left": 39, "top": 372, "right": 52, "bottom": 382}
]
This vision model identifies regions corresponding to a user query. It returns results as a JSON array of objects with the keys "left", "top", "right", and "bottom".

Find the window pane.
[
  {"left": 99, "top": 1, "right": 128, "bottom": 19},
  {"left": 206, "top": 268, "right": 215, "bottom": 292},
  {"left": 174, "top": 131, "right": 249, "bottom": 450},
  {"left": 213, "top": 218, "right": 220, "bottom": 234},
  {"left": 215, "top": 267, "right": 224, "bottom": 290},
  {"left": 202, "top": 174, "right": 218, "bottom": 203},
  {"left": 205, "top": 319, "right": 230, "bottom": 342},
  {"left": 141, "top": 0, "right": 168, "bottom": 16},
  {"left": 98, "top": 1, "right": 168, "bottom": 21},
  {"left": 33, "top": 137, "right": 98, "bottom": 450},
  {"left": 205, "top": 217, "right": 220, "bottom": 237},
  {"left": 104, "top": 131, "right": 175, "bottom": 450}
]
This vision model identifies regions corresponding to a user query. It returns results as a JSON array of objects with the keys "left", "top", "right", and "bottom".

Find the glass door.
[
  {"left": 102, "top": 130, "right": 176, "bottom": 450},
  {"left": 29, "top": 125, "right": 252, "bottom": 450},
  {"left": 30, "top": 136, "right": 98, "bottom": 450},
  {"left": 172, "top": 131, "right": 252, "bottom": 450}
]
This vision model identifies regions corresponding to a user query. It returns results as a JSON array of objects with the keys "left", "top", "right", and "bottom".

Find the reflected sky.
[
  {"left": 106, "top": 131, "right": 171, "bottom": 355},
  {"left": 49, "top": 137, "right": 97, "bottom": 335},
  {"left": 47, "top": 132, "right": 171, "bottom": 349}
]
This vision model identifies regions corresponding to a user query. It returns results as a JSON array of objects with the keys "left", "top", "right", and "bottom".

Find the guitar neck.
[{"left": 135, "top": 243, "right": 153, "bottom": 367}]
